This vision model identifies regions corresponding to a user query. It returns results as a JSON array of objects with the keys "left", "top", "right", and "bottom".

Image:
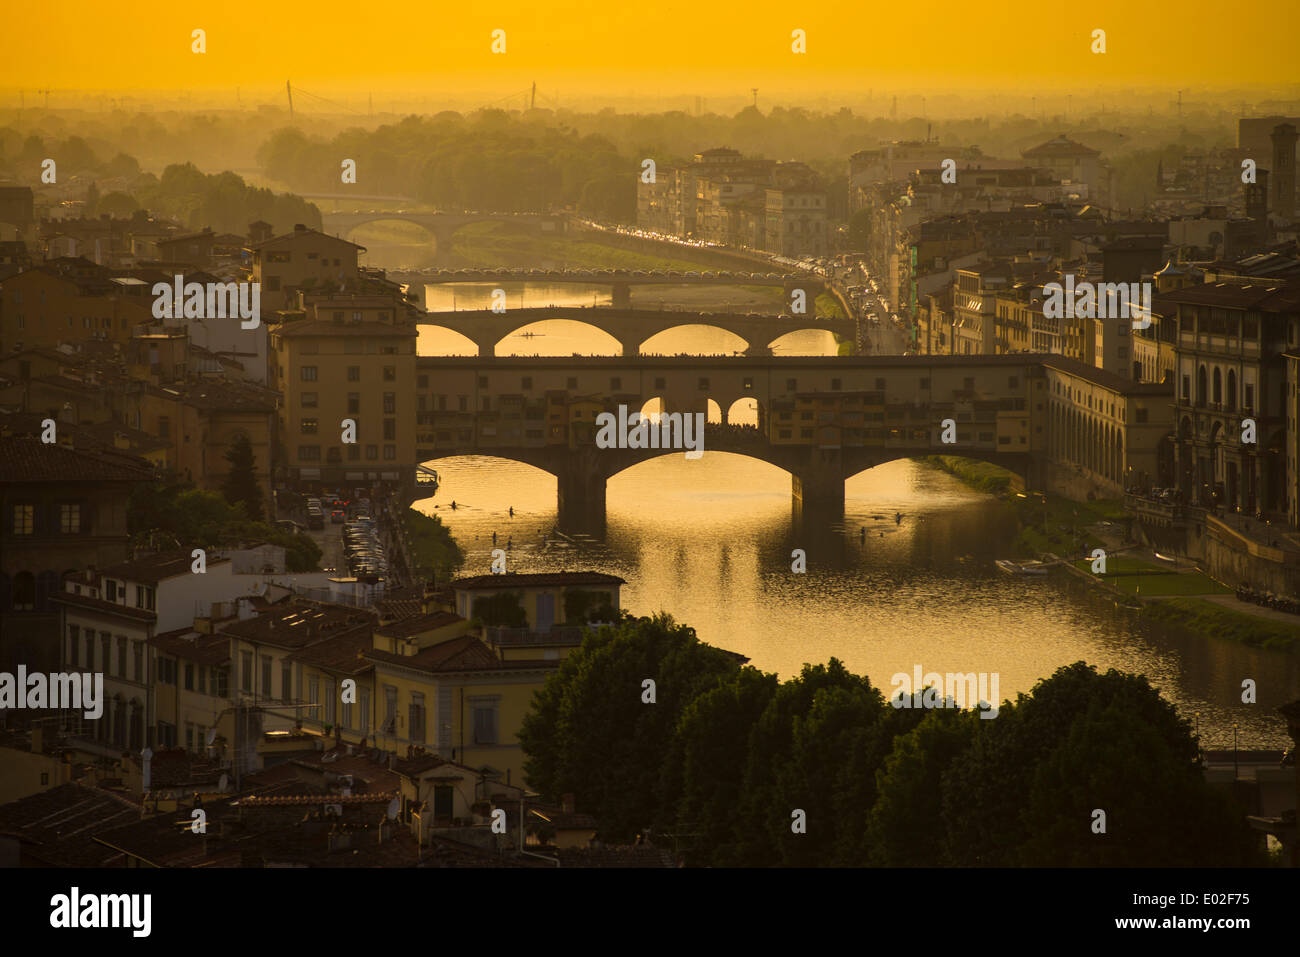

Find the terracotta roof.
[
  {"left": 1157, "top": 278, "right": 1300, "bottom": 311},
  {"left": 375, "top": 610, "right": 465, "bottom": 638},
  {"left": 365, "top": 634, "right": 502, "bottom": 674},
  {"left": 375, "top": 598, "right": 424, "bottom": 621},
  {"left": 220, "top": 600, "right": 375, "bottom": 650},
  {"left": 51, "top": 590, "right": 157, "bottom": 621},
  {"left": 149, "top": 627, "right": 231, "bottom": 666},
  {"left": 450, "top": 572, "right": 625, "bottom": 591},
  {"left": 0, "top": 783, "right": 142, "bottom": 867},
  {"left": 0, "top": 434, "right": 155, "bottom": 484},
  {"left": 284, "top": 628, "right": 374, "bottom": 674},
  {"left": 102, "top": 549, "right": 229, "bottom": 584}
]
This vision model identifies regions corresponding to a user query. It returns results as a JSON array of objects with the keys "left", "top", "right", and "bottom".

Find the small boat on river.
[{"left": 995, "top": 559, "right": 1050, "bottom": 576}]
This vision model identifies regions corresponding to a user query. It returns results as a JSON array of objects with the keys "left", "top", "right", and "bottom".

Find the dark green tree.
[
  {"left": 221, "top": 434, "right": 263, "bottom": 522},
  {"left": 518, "top": 614, "right": 741, "bottom": 841}
]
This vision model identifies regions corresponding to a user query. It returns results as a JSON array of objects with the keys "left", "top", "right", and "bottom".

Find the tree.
[
  {"left": 518, "top": 614, "right": 741, "bottom": 841},
  {"left": 221, "top": 434, "right": 263, "bottom": 521}
]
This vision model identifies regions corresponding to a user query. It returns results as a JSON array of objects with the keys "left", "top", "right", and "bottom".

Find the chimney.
[{"left": 1270, "top": 123, "right": 1298, "bottom": 224}]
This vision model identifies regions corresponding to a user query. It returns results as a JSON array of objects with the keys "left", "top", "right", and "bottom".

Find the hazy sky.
[{"left": 3, "top": 0, "right": 1298, "bottom": 99}]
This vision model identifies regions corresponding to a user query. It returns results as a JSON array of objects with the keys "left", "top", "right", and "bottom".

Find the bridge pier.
[
  {"left": 743, "top": 344, "right": 774, "bottom": 357},
  {"left": 555, "top": 448, "right": 609, "bottom": 537},
  {"left": 792, "top": 451, "right": 846, "bottom": 528},
  {"left": 619, "top": 336, "right": 640, "bottom": 357},
  {"left": 611, "top": 282, "right": 632, "bottom": 308}
]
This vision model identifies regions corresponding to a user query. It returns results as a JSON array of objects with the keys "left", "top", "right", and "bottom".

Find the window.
[
  {"left": 85, "top": 634, "right": 94, "bottom": 669},
  {"left": 214, "top": 668, "right": 228, "bottom": 699},
  {"left": 301, "top": 392, "right": 318, "bottom": 408},
  {"left": 417, "top": 375, "right": 428, "bottom": 388},
  {"left": 298, "top": 445, "right": 321, "bottom": 461},
  {"left": 383, "top": 366, "right": 396, "bottom": 381},
  {"left": 282, "top": 663, "right": 292, "bottom": 702},
  {"left": 698, "top": 377, "right": 710, "bottom": 390},
  {"left": 325, "top": 681, "right": 336, "bottom": 724},
  {"left": 383, "top": 419, "right": 396, "bottom": 440},
  {"left": 347, "top": 366, "right": 360, "bottom": 381},
  {"left": 308, "top": 676, "right": 320, "bottom": 715},
  {"left": 133, "top": 642, "right": 143, "bottom": 681},
  {"left": 347, "top": 445, "right": 360, "bottom": 461},
  {"left": 300, "top": 418, "right": 319, "bottom": 434},
  {"left": 1136, "top": 408, "right": 1148, "bottom": 423},
  {"left": 342, "top": 698, "right": 352, "bottom": 730},
  {"left": 241, "top": 651, "right": 253, "bottom": 692},
  {"left": 100, "top": 634, "right": 111, "bottom": 675},
  {"left": 68, "top": 625, "right": 80, "bottom": 668},
  {"left": 360, "top": 689, "right": 370, "bottom": 734},
  {"left": 458, "top": 395, "right": 468, "bottom": 412},
  {"left": 301, "top": 366, "right": 318, "bottom": 381},
  {"left": 157, "top": 656, "right": 177, "bottom": 685},
  {"left": 348, "top": 393, "right": 361, "bottom": 414},
  {"left": 1245, "top": 384, "right": 1254, "bottom": 411},
  {"left": 409, "top": 692, "right": 426, "bottom": 743},
  {"left": 366, "top": 444, "right": 378, "bottom": 460},
  {"left": 384, "top": 445, "right": 396, "bottom": 460},
  {"left": 610, "top": 377, "right": 622, "bottom": 390},
  {"left": 521, "top": 376, "right": 532, "bottom": 390},
  {"left": 261, "top": 655, "right": 273, "bottom": 697},
  {"left": 12, "top": 504, "right": 33, "bottom": 535},
  {"left": 158, "top": 416, "right": 170, "bottom": 439},
  {"left": 383, "top": 392, "right": 396, "bottom": 413},
  {"left": 185, "top": 663, "right": 195, "bottom": 691},
  {"left": 831, "top": 378, "right": 841, "bottom": 391},
  {"left": 383, "top": 685, "right": 398, "bottom": 732},
  {"left": 472, "top": 702, "right": 498, "bottom": 744}
]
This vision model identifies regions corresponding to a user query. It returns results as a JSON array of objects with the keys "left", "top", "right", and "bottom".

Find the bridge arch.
[
  {"left": 638, "top": 323, "right": 752, "bottom": 356},
  {"left": 417, "top": 324, "right": 482, "bottom": 355},
  {"left": 492, "top": 318, "right": 623, "bottom": 357},
  {"left": 766, "top": 327, "right": 843, "bottom": 354}
]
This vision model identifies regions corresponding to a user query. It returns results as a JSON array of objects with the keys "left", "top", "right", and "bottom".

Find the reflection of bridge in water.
[
  {"left": 417, "top": 306, "right": 856, "bottom": 356},
  {"left": 413, "top": 354, "right": 1052, "bottom": 534}
]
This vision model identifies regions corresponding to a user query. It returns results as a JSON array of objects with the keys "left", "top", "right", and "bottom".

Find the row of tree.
[{"left": 519, "top": 615, "right": 1264, "bottom": 866}]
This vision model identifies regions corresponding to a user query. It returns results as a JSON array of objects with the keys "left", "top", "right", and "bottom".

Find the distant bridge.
[
  {"left": 417, "top": 306, "right": 855, "bottom": 356},
  {"left": 321, "top": 210, "right": 567, "bottom": 265}
]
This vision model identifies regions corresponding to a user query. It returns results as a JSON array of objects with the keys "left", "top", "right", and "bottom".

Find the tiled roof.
[
  {"left": 1157, "top": 278, "right": 1300, "bottom": 311},
  {"left": 51, "top": 591, "right": 157, "bottom": 622},
  {"left": 0, "top": 435, "right": 155, "bottom": 484},
  {"left": 149, "top": 628, "right": 231, "bottom": 666},
  {"left": 365, "top": 634, "right": 502, "bottom": 674},
  {"left": 220, "top": 600, "right": 375, "bottom": 649},
  {"left": 375, "top": 598, "right": 424, "bottom": 621},
  {"left": 285, "top": 628, "right": 374, "bottom": 674},
  {"left": 450, "top": 572, "right": 625, "bottom": 591},
  {"left": 0, "top": 783, "right": 142, "bottom": 866},
  {"left": 276, "top": 319, "right": 417, "bottom": 338},
  {"left": 375, "top": 610, "right": 465, "bottom": 638},
  {"left": 102, "top": 549, "right": 230, "bottom": 584}
]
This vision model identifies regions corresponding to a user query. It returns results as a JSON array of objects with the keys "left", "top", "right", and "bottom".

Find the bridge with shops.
[{"left": 410, "top": 354, "right": 1052, "bottom": 533}]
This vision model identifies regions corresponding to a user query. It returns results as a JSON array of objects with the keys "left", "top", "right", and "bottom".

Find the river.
[{"left": 411, "top": 280, "right": 1299, "bottom": 749}]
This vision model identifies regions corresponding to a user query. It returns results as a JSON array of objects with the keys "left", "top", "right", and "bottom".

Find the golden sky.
[{"left": 2, "top": 0, "right": 1297, "bottom": 96}]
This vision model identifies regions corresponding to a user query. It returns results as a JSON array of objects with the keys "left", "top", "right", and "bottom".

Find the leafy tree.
[
  {"left": 731, "top": 658, "right": 878, "bottom": 866},
  {"left": 661, "top": 665, "right": 779, "bottom": 865},
  {"left": 96, "top": 191, "right": 139, "bottom": 217},
  {"left": 518, "top": 614, "right": 741, "bottom": 841},
  {"left": 867, "top": 707, "right": 979, "bottom": 865},
  {"left": 470, "top": 592, "right": 528, "bottom": 628},
  {"left": 938, "top": 661, "right": 1258, "bottom": 866},
  {"left": 221, "top": 434, "right": 263, "bottom": 522}
]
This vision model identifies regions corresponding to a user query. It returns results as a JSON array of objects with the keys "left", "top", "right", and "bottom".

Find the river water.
[{"left": 412, "top": 280, "right": 1299, "bottom": 748}]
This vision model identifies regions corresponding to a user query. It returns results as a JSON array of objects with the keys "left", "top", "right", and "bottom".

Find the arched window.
[
  {"left": 1196, "top": 365, "right": 1207, "bottom": 408},
  {"left": 36, "top": 570, "right": 58, "bottom": 611},
  {"left": 1226, "top": 370, "right": 1237, "bottom": 411},
  {"left": 1212, "top": 368, "right": 1222, "bottom": 405}
]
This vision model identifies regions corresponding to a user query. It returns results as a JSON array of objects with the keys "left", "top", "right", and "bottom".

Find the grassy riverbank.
[
  {"left": 1141, "top": 597, "right": 1300, "bottom": 649},
  {"left": 918, "top": 455, "right": 1299, "bottom": 649}
]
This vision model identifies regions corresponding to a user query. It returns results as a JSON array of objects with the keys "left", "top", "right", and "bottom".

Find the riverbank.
[{"left": 917, "top": 455, "right": 1300, "bottom": 650}]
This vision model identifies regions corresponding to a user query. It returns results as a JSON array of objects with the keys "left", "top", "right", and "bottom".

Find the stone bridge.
[
  {"left": 417, "top": 306, "right": 856, "bottom": 356},
  {"left": 321, "top": 211, "right": 568, "bottom": 265},
  {"left": 411, "top": 354, "right": 1052, "bottom": 534}
]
